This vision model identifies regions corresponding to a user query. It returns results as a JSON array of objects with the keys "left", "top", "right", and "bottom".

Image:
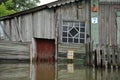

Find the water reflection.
[
  {"left": 34, "top": 63, "right": 55, "bottom": 80},
  {"left": 0, "top": 63, "right": 120, "bottom": 80},
  {"left": 0, "top": 63, "right": 30, "bottom": 80},
  {"left": 58, "top": 64, "right": 120, "bottom": 80}
]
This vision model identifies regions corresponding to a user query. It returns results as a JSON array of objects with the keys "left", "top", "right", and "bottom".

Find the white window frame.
[{"left": 61, "top": 20, "right": 86, "bottom": 44}]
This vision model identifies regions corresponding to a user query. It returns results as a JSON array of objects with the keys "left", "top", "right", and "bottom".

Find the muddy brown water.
[{"left": 0, "top": 63, "right": 120, "bottom": 80}]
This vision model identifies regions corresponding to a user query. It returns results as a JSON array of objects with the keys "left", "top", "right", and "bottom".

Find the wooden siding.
[
  {"left": 20, "top": 14, "right": 33, "bottom": 41},
  {"left": 98, "top": 4, "right": 120, "bottom": 46},
  {"left": 117, "top": 16, "right": 120, "bottom": 45},
  {"left": 1, "top": 9, "right": 55, "bottom": 42},
  {"left": 32, "top": 9, "right": 55, "bottom": 39},
  {"left": 58, "top": 44, "right": 85, "bottom": 53},
  {"left": 0, "top": 41, "right": 30, "bottom": 60},
  {"left": 91, "top": 1, "right": 99, "bottom": 49}
]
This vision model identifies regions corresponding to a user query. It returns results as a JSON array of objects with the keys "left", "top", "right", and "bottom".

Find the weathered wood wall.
[
  {"left": 32, "top": 9, "right": 55, "bottom": 39},
  {"left": 0, "top": 9, "right": 55, "bottom": 42},
  {"left": 99, "top": 4, "right": 120, "bottom": 46},
  {"left": 0, "top": 40, "right": 30, "bottom": 60}
]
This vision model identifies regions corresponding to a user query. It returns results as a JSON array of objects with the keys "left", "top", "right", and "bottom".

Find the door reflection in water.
[
  {"left": 36, "top": 63, "right": 55, "bottom": 80},
  {"left": 0, "top": 63, "right": 120, "bottom": 80}
]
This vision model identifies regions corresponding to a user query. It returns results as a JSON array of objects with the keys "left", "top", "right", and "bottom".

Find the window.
[{"left": 62, "top": 21, "right": 85, "bottom": 43}]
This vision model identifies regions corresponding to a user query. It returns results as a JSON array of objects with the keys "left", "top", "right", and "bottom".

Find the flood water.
[{"left": 0, "top": 62, "right": 120, "bottom": 80}]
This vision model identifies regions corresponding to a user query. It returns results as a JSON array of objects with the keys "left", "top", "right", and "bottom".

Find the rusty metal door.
[{"left": 35, "top": 38, "right": 55, "bottom": 63}]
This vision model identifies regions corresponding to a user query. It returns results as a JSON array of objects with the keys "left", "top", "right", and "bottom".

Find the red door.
[{"left": 35, "top": 38, "right": 55, "bottom": 63}]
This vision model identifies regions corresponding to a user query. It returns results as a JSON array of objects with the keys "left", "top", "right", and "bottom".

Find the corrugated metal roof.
[
  {"left": 0, "top": 0, "right": 80, "bottom": 20},
  {"left": 99, "top": 0, "right": 120, "bottom": 4},
  {"left": 47, "top": 0, "right": 79, "bottom": 8}
]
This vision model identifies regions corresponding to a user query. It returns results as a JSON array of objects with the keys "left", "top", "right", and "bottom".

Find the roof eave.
[{"left": 0, "top": 0, "right": 80, "bottom": 21}]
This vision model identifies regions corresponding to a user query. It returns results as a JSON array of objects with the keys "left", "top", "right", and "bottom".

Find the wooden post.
[
  {"left": 112, "top": 46, "right": 116, "bottom": 68},
  {"left": 97, "top": 45, "right": 101, "bottom": 67},
  {"left": 85, "top": 43, "right": 90, "bottom": 65},
  {"left": 100, "top": 49, "right": 103, "bottom": 67},
  {"left": 117, "top": 46, "right": 120, "bottom": 67},
  {"left": 30, "top": 43, "right": 32, "bottom": 64},
  {"left": 107, "top": 46, "right": 111, "bottom": 68},
  {"left": 115, "top": 46, "right": 118, "bottom": 68},
  {"left": 32, "top": 38, "right": 37, "bottom": 63},
  {"left": 103, "top": 45, "right": 108, "bottom": 68},
  {"left": 109, "top": 46, "right": 113, "bottom": 68},
  {"left": 94, "top": 49, "right": 97, "bottom": 67},
  {"left": 90, "top": 41, "right": 94, "bottom": 66}
]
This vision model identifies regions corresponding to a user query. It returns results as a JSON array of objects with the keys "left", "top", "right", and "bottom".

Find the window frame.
[{"left": 61, "top": 20, "right": 86, "bottom": 44}]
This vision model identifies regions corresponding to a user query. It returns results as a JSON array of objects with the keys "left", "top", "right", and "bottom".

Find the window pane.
[
  {"left": 68, "top": 33, "right": 72, "bottom": 37},
  {"left": 69, "top": 28, "right": 78, "bottom": 37},
  {"left": 63, "top": 32, "right": 67, "bottom": 37},
  {"left": 80, "top": 28, "right": 85, "bottom": 32},
  {"left": 69, "top": 26, "right": 72, "bottom": 30},
  {"left": 68, "top": 38, "right": 73, "bottom": 43},
  {"left": 74, "top": 39, "right": 78, "bottom": 43},
  {"left": 80, "top": 39, "right": 84, "bottom": 43},
  {"left": 62, "top": 38, "right": 67, "bottom": 42},
  {"left": 63, "top": 26, "right": 67, "bottom": 31},
  {"left": 80, "top": 33, "right": 85, "bottom": 38},
  {"left": 76, "top": 27, "right": 79, "bottom": 31},
  {"left": 80, "top": 22, "right": 85, "bottom": 27},
  {"left": 75, "top": 33, "right": 79, "bottom": 38}
]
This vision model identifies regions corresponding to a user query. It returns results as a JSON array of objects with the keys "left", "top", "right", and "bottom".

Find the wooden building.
[
  {"left": 89, "top": 0, "right": 120, "bottom": 68},
  {"left": 0, "top": 0, "right": 91, "bottom": 61}
]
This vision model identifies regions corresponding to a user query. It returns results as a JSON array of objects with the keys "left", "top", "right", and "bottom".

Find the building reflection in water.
[
  {"left": 30, "top": 62, "right": 120, "bottom": 80},
  {"left": 57, "top": 63, "right": 120, "bottom": 80},
  {"left": 0, "top": 63, "right": 119, "bottom": 80}
]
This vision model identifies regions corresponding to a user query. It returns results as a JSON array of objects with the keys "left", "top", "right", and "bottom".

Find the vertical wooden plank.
[
  {"left": 109, "top": 5, "right": 113, "bottom": 46},
  {"left": 99, "top": 4, "right": 104, "bottom": 45},
  {"left": 0, "top": 21, "right": 10, "bottom": 40},
  {"left": 103, "top": 45, "right": 108, "bottom": 68},
  {"left": 14, "top": 17, "right": 21, "bottom": 41},
  {"left": 32, "top": 12, "right": 38, "bottom": 37},
  {"left": 60, "top": 3, "right": 77, "bottom": 20},
  {"left": 111, "top": 5, "right": 116, "bottom": 45},
  {"left": 32, "top": 38, "right": 37, "bottom": 62},
  {"left": 102, "top": 45, "right": 105, "bottom": 67},
  {"left": 85, "top": 0, "right": 90, "bottom": 43},
  {"left": 104, "top": 5, "right": 108, "bottom": 45},
  {"left": 116, "top": 15, "right": 120, "bottom": 45},
  {"left": 20, "top": 16, "right": 26, "bottom": 41},
  {"left": 5, "top": 20, "right": 11, "bottom": 40},
  {"left": 11, "top": 19, "right": 19, "bottom": 41},
  {"left": 18, "top": 16, "right": 23, "bottom": 41},
  {"left": 25, "top": 14, "right": 33, "bottom": 41},
  {"left": 106, "top": 5, "right": 110, "bottom": 45},
  {"left": 55, "top": 8, "right": 59, "bottom": 61}
]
